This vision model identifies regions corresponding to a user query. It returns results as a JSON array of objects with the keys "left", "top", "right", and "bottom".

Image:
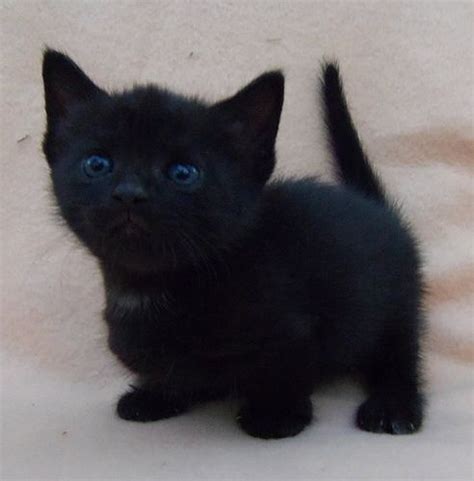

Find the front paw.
[
  {"left": 117, "top": 387, "right": 187, "bottom": 422},
  {"left": 356, "top": 393, "right": 423, "bottom": 434},
  {"left": 237, "top": 397, "right": 313, "bottom": 439}
]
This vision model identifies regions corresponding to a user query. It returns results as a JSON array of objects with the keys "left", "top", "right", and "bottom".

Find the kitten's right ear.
[{"left": 42, "top": 49, "right": 105, "bottom": 124}]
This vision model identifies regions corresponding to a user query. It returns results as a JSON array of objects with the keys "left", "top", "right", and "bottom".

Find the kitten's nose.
[{"left": 112, "top": 178, "right": 148, "bottom": 205}]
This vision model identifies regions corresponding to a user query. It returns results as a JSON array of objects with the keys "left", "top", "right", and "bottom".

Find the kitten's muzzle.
[{"left": 107, "top": 209, "right": 151, "bottom": 236}]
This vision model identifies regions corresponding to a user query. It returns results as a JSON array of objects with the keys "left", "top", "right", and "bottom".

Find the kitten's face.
[{"left": 42, "top": 51, "right": 284, "bottom": 272}]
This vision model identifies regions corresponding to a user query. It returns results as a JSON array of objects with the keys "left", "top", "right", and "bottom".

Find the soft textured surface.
[{"left": 1, "top": 1, "right": 473, "bottom": 480}]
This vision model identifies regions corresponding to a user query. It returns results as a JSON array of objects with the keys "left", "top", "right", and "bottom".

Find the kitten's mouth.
[{"left": 108, "top": 210, "right": 151, "bottom": 237}]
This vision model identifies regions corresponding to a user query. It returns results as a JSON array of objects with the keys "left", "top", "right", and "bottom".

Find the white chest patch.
[
  {"left": 113, "top": 292, "right": 150, "bottom": 310},
  {"left": 107, "top": 289, "right": 174, "bottom": 314}
]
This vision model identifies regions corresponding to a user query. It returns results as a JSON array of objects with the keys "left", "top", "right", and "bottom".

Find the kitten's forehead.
[
  {"left": 115, "top": 87, "right": 208, "bottom": 132},
  {"left": 99, "top": 86, "right": 218, "bottom": 157}
]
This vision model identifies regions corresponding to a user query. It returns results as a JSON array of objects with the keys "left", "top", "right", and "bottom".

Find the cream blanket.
[{"left": 1, "top": 1, "right": 472, "bottom": 480}]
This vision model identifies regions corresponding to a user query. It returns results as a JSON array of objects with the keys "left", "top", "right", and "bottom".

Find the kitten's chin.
[{"left": 99, "top": 237, "right": 180, "bottom": 274}]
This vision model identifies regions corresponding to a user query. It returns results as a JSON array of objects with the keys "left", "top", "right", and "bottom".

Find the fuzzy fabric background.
[{"left": 1, "top": 1, "right": 472, "bottom": 480}]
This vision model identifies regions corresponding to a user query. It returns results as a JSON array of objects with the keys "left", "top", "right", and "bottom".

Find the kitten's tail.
[{"left": 321, "top": 62, "right": 386, "bottom": 204}]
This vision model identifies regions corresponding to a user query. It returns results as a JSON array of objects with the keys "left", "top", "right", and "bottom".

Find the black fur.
[
  {"left": 42, "top": 50, "right": 424, "bottom": 439},
  {"left": 321, "top": 62, "right": 385, "bottom": 203}
]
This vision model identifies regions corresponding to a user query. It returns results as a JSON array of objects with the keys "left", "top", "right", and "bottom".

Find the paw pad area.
[
  {"left": 237, "top": 398, "right": 313, "bottom": 439},
  {"left": 117, "top": 389, "right": 186, "bottom": 422},
  {"left": 356, "top": 395, "right": 422, "bottom": 435}
]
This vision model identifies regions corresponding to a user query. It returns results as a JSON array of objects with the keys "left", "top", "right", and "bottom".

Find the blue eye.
[
  {"left": 167, "top": 163, "right": 200, "bottom": 185},
  {"left": 82, "top": 155, "right": 113, "bottom": 178}
]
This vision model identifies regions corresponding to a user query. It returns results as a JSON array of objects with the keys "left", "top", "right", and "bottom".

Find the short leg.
[
  {"left": 117, "top": 383, "right": 228, "bottom": 423},
  {"left": 237, "top": 345, "right": 314, "bottom": 439},
  {"left": 357, "top": 329, "right": 424, "bottom": 434}
]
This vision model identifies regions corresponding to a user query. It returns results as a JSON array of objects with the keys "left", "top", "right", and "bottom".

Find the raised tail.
[{"left": 321, "top": 62, "right": 386, "bottom": 204}]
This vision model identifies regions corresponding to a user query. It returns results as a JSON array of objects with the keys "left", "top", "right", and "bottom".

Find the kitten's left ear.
[
  {"left": 213, "top": 71, "right": 284, "bottom": 182},
  {"left": 42, "top": 49, "right": 105, "bottom": 125}
]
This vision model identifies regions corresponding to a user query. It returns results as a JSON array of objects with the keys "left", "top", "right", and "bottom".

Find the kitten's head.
[{"left": 42, "top": 50, "right": 284, "bottom": 273}]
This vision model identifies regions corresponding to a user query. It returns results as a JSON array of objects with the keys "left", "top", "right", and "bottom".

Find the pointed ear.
[
  {"left": 42, "top": 49, "right": 105, "bottom": 124},
  {"left": 213, "top": 71, "right": 284, "bottom": 182},
  {"left": 215, "top": 71, "right": 284, "bottom": 143},
  {"left": 215, "top": 71, "right": 285, "bottom": 142}
]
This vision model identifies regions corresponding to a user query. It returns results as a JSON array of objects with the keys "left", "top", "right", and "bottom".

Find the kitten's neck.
[{"left": 100, "top": 249, "right": 234, "bottom": 295}]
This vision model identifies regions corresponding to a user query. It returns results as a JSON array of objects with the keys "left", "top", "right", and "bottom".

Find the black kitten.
[{"left": 42, "top": 50, "right": 424, "bottom": 439}]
